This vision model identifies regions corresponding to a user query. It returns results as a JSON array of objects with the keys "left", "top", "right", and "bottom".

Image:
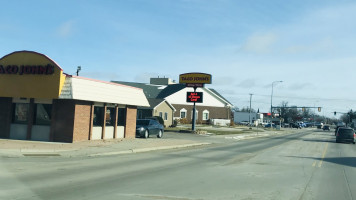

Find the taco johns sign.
[{"left": 0, "top": 64, "right": 55, "bottom": 75}]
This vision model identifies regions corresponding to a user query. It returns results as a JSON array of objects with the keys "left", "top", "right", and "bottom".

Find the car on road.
[
  {"left": 334, "top": 125, "right": 345, "bottom": 136},
  {"left": 136, "top": 119, "right": 164, "bottom": 138},
  {"left": 335, "top": 127, "right": 355, "bottom": 144},
  {"left": 323, "top": 125, "right": 330, "bottom": 131}
]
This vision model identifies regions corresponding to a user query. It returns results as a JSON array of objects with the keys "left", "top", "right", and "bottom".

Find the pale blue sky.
[{"left": 1, "top": 0, "right": 356, "bottom": 118}]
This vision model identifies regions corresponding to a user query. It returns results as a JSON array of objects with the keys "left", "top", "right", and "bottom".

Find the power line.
[{"left": 228, "top": 93, "right": 356, "bottom": 102}]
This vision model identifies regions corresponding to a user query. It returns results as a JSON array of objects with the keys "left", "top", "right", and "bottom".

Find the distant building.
[
  {"left": 137, "top": 98, "right": 176, "bottom": 127},
  {"left": 113, "top": 77, "right": 233, "bottom": 125}
]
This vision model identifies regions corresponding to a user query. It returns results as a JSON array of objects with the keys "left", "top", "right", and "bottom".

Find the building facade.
[{"left": 0, "top": 51, "right": 149, "bottom": 143}]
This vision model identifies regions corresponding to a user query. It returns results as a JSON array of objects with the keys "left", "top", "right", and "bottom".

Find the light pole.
[{"left": 270, "top": 81, "right": 283, "bottom": 119}]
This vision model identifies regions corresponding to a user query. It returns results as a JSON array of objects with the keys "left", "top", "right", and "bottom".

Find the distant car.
[
  {"left": 136, "top": 119, "right": 164, "bottom": 138},
  {"left": 290, "top": 123, "right": 301, "bottom": 129},
  {"left": 323, "top": 125, "right": 330, "bottom": 131},
  {"left": 264, "top": 123, "right": 275, "bottom": 128},
  {"left": 335, "top": 127, "right": 355, "bottom": 144}
]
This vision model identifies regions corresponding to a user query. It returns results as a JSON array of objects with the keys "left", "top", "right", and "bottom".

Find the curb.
[{"left": 88, "top": 142, "right": 211, "bottom": 157}]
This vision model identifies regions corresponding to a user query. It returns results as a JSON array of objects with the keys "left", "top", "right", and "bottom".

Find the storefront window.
[
  {"left": 117, "top": 108, "right": 126, "bottom": 126},
  {"left": 137, "top": 110, "right": 143, "bottom": 119},
  {"left": 93, "top": 107, "right": 104, "bottom": 127},
  {"left": 106, "top": 107, "right": 115, "bottom": 126},
  {"left": 34, "top": 104, "right": 52, "bottom": 125},
  {"left": 12, "top": 103, "right": 29, "bottom": 124}
]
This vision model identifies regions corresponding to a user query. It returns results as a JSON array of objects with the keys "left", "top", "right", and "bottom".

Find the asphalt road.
[{"left": 1, "top": 129, "right": 355, "bottom": 200}]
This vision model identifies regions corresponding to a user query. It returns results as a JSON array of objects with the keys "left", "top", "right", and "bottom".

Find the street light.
[{"left": 270, "top": 81, "right": 283, "bottom": 117}]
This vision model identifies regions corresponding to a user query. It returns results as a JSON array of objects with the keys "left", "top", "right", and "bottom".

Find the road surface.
[{"left": 1, "top": 129, "right": 355, "bottom": 200}]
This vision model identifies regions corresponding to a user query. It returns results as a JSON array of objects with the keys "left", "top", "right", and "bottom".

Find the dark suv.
[{"left": 335, "top": 127, "right": 355, "bottom": 144}]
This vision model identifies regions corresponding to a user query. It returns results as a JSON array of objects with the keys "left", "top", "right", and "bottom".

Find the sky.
[{"left": 1, "top": 0, "right": 356, "bottom": 118}]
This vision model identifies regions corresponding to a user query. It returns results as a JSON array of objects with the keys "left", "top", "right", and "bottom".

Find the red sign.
[{"left": 186, "top": 92, "right": 203, "bottom": 103}]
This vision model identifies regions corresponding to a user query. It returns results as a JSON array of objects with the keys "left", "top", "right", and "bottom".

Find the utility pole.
[{"left": 249, "top": 93, "right": 253, "bottom": 126}]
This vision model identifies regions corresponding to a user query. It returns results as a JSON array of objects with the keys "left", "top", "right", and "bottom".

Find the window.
[
  {"left": 106, "top": 107, "right": 115, "bottom": 126},
  {"left": 164, "top": 112, "right": 168, "bottom": 121},
  {"left": 117, "top": 108, "right": 126, "bottom": 126},
  {"left": 202, "top": 110, "right": 209, "bottom": 121},
  {"left": 93, "top": 107, "right": 104, "bottom": 126},
  {"left": 159, "top": 112, "right": 163, "bottom": 118},
  {"left": 180, "top": 108, "right": 187, "bottom": 118},
  {"left": 12, "top": 103, "right": 29, "bottom": 124},
  {"left": 137, "top": 110, "right": 143, "bottom": 119},
  {"left": 34, "top": 104, "right": 52, "bottom": 125}
]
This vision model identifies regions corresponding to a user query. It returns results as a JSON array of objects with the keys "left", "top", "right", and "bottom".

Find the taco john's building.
[{"left": 0, "top": 51, "right": 149, "bottom": 143}]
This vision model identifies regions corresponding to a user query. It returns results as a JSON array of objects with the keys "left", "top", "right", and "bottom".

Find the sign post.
[{"left": 179, "top": 73, "right": 212, "bottom": 131}]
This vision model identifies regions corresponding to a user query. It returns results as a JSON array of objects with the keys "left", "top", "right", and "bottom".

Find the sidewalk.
[
  {"left": 0, "top": 128, "right": 307, "bottom": 158},
  {"left": 0, "top": 133, "right": 211, "bottom": 158}
]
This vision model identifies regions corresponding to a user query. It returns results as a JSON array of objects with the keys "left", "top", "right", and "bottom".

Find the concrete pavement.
[{"left": 0, "top": 127, "right": 306, "bottom": 158}]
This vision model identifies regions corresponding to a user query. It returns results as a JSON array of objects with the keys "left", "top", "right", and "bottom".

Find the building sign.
[
  {"left": 0, "top": 51, "right": 66, "bottom": 99},
  {"left": 179, "top": 73, "right": 212, "bottom": 84},
  {"left": 0, "top": 64, "right": 55, "bottom": 75},
  {"left": 186, "top": 92, "right": 203, "bottom": 103}
]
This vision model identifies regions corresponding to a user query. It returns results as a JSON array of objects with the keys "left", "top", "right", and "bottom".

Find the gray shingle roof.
[{"left": 112, "top": 80, "right": 232, "bottom": 107}]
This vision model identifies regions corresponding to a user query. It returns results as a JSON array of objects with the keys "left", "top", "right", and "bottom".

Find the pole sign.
[
  {"left": 179, "top": 72, "right": 211, "bottom": 132},
  {"left": 187, "top": 92, "right": 203, "bottom": 103}
]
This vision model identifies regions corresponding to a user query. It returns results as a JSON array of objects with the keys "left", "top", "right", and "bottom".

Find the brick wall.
[
  {"left": 172, "top": 104, "right": 230, "bottom": 123},
  {"left": 125, "top": 106, "right": 137, "bottom": 139},
  {"left": 73, "top": 101, "right": 92, "bottom": 142},
  {"left": 0, "top": 97, "right": 12, "bottom": 138},
  {"left": 51, "top": 99, "right": 75, "bottom": 142}
]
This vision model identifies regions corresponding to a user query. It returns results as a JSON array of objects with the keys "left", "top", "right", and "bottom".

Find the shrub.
[{"left": 179, "top": 118, "right": 190, "bottom": 124}]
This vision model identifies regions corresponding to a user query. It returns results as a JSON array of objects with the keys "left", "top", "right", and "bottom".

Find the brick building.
[
  {"left": 0, "top": 51, "right": 149, "bottom": 143},
  {"left": 113, "top": 77, "right": 233, "bottom": 124}
]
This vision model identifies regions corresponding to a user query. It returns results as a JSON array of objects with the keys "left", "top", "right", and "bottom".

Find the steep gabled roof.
[
  {"left": 156, "top": 84, "right": 186, "bottom": 99},
  {"left": 208, "top": 88, "right": 233, "bottom": 106},
  {"left": 112, "top": 80, "right": 233, "bottom": 107},
  {"left": 112, "top": 81, "right": 163, "bottom": 98}
]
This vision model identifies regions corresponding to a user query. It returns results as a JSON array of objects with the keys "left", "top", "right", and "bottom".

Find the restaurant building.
[{"left": 0, "top": 51, "right": 149, "bottom": 143}]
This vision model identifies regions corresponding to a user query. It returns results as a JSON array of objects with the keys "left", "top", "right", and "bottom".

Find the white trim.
[
  {"left": 12, "top": 98, "right": 30, "bottom": 103},
  {"left": 180, "top": 108, "right": 187, "bottom": 118},
  {"left": 34, "top": 99, "right": 53, "bottom": 104},
  {"left": 202, "top": 109, "right": 209, "bottom": 120},
  {"left": 154, "top": 100, "right": 176, "bottom": 112},
  {"left": 94, "top": 102, "right": 105, "bottom": 107}
]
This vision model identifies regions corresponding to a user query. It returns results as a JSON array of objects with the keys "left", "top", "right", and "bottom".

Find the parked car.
[
  {"left": 323, "top": 125, "right": 330, "bottom": 131},
  {"left": 264, "top": 123, "right": 275, "bottom": 128},
  {"left": 335, "top": 127, "right": 355, "bottom": 144},
  {"left": 290, "top": 123, "right": 301, "bottom": 129},
  {"left": 136, "top": 119, "right": 164, "bottom": 138}
]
